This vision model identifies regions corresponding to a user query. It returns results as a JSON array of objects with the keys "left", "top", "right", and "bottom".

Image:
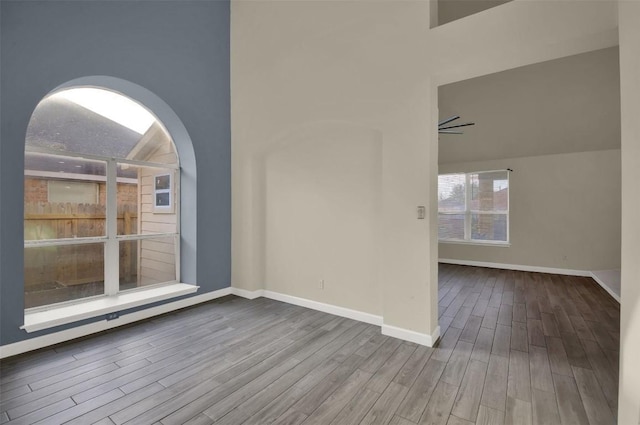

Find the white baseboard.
[
  {"left": 261, "top": 290, "right": 383, "bottom": 326},
  {"left": 382, "top": 324, "right": 440, "bottom": 347},
  {"left": 589, "top": 272, "right": 621, "bottom": 303},
  {"left": 0, "top": 287, "right": 233, "bottom": 359},
  {"left": 2, "top": 285, "right": 442, "bottom": 358},
  {"left": 231, "top": 287, "right": 439, "bottom": 347},
  {"left": 439, "top": 258, "right": 591, "bottom": 277},
  {"left": 439, "top": 258, "right": 621, "bottom": 303},
  {"left": 231, "top": 287, "right": 264, "bottom": 300}
]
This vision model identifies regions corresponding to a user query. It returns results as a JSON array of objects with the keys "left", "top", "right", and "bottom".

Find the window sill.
[
  {"left": 439, "top": 239, "right": 511, "bottom": 247},
  {"left": 22, "top": 283, "right": 198, "bottom": 333}
]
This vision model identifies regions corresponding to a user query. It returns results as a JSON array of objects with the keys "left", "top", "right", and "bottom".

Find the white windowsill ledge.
[
  {"left": 439, "top": 239, "right": 511, "bottom": 248},
  {"left": 22, "top": 283, "right": 198, "bottom": 333}
]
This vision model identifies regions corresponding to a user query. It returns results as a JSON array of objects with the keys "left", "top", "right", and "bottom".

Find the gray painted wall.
[
  {"left": 439, "top": 149, "right": 621, "bottom": 271},
  {"left": 439, "top": 47, "right": 620, "bottom": 164},
  {"left": 0, "top": 1, "right": 230, "bottom": 345},
  {"left": 438, "top": 0, "right": 512, "bottom": 26}
]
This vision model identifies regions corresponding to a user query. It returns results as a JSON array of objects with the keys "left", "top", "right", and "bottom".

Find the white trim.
[
  {"left": 25, "top": 146, "right": 179, "bottom": 170},
  {"left": 439, "top": 239, "right": 510, "bottom": 247},
  {"left": 231, "top": 287, "right": 264, "bottom": 300},
  {"left": 465, "top": 173, "right": 471, "bottom": 239},
  {"left": 116, "top": 232, "right": 178, "bottom": 241},
  {"left": 4, "top": 285, "right": 443, "bottom": 358},
  {"left": 438, "top": 258, "right": 591, "bottom": 277},
  {"left": 174, "top": 171, "right": 181, "bottom": 282},
  {"left": 439, "top": 259, "right": 621, "bottom": 303},
  {"left": 25, "top": 169, "right": 137, "bottom": 184},
  {"left": 261, "top": 290, "right": 383, "bottom": 326},
  {"left": 382, "top": 324, "right": 440, "bottom": 347},
  {"left": 1, "top": 287, "right": 231, "bottom": 359},
  {"left": 22, "top": 283, "right": 199, "bottom": 333},
  {"left": 24, "top": 233, "right": 178, "bottom": 247},
  {"left": 24, "top": 237, "right": 108, "bottom": 247},
  {"left": 105, "top": 159, "right": 118, "bottom": 296},
  {"left": 440, "top": 169, "right": 512, "bottom": 176},
  {"left": 589, "top": 272, "right": 621, "bottom": 303},
  {"left": 230, "top": 288, "right": 440, "bottom": 347}
]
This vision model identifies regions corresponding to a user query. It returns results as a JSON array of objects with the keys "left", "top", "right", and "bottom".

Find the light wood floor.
[{"left": 0, "top": 264, "right": 619, "bottom": 425}]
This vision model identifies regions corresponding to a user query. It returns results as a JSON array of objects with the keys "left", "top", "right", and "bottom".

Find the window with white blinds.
[{"left": 438, "top": 170, "right": 509, "bottom": 243}]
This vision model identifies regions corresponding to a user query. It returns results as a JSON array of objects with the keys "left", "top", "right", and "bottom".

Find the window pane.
[
  {"left": 25, "top": 88, "right": 181, "bottom": 311},
  {"left": 438, "top": 174, "right": 466, "bottom": 212},
  {"left": 25, "top": 152, "right": 107, "bottom": 240},
  {"left": 24, "top": 243, "right": 104, "bottom": 308},
  {"left": 117, "top": 164, "right": 177, "bottom": 235},
  {"left": 115, "top": 168, "right": 139, "bottom": 236},
  {"left": 470, "top": 171, "right": 509, "bottom": 212},
  {"left": 26, "top": 88, "right": 158, "bottom": 160},
  {"left": 48, "top": 181, "right": 98, "bottom": 204},
  {"left": 119, "top": 237, "right": 177, "bottom": 291},
  {"left": 471, "top": 213, "right": 508, "bottom": 241},
  {"left": 438, "top": 213, "right": 465, "bottom": 240}
]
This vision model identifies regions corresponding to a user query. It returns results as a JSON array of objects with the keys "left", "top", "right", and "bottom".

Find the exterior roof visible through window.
[
  {"left": 25, "top": 89, "right": 177, "bottom": 179},
  {"left": 26, "top": 97, "right": 144, "bottom": 159}
]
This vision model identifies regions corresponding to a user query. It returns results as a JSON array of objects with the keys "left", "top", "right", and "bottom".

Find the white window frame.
[
  {"left": 153, "top": 172, "right": 174, "bottom": 213},
  {"left": 24, "top": 146, "right": 184, "bottom": 310},
  {"left": 438, "top": 169, "right": 510, "bottom": 246}
]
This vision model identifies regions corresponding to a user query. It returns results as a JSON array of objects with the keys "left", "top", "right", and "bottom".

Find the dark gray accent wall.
[{"left": 0, "top": 1, "right": 231, "bottom": 345}]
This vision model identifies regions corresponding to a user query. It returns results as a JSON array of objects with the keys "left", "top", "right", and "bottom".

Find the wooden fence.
[{"left": 24, "top": 202, "right": 138, "bottom": 291}]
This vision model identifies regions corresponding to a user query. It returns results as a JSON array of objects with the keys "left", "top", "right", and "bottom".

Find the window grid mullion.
[
  {"left": 104, "top": 159, "right": 119, "bottom": 296},
  {"left": 174, "top": 169, "right": 181, "bottom": 282},
  {"left": 464, "top": 173, "right": 471, "bottom": 241},
  {"left": 470, "top": 211, "right": 508, "bottom": 215},
  {"left": 25, "top": 146, "right": 179, "bottom": 170}
]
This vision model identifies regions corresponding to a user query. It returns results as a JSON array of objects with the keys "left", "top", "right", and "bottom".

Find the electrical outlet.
[
  {"left": 106, "top": 312, "right": 120, "bottom": 321},
  {"left": 319, "top": 279, "right": 324, "bottom": 290}
]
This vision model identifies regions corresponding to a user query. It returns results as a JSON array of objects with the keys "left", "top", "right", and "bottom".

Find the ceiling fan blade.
[
  {"left": 438, "top": 115, "right": 460, "bottom": 127},
  {"left": 438, "top": 129, "right": 464, "bottom": 134},
  {"left": 438, "top": 122, "right": 475, "bottom": 130}
]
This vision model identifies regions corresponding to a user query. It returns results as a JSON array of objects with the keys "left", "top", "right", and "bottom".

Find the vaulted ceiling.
[{"left": 438, "top": 46, "right": 620, "bottom": 164}]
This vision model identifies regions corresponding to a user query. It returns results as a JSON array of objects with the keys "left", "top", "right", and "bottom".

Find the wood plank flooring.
[{"left": 0, "top": 264, "right": 619, "bottom": 424}]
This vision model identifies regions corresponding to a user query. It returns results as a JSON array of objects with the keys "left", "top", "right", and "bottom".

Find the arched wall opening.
[
  {"left": 15, "top": 76, "right": 201, "bottom": 337},
  {"left": 49, "top": 76, "right": 198, "bottom": 287}
]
